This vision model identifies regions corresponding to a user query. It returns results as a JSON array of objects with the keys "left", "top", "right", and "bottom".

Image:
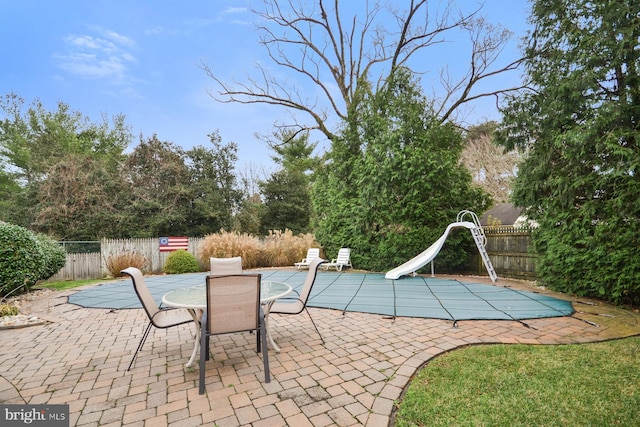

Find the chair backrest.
[
  {"left": 121, "top": 267, "right": 160, "bottom": 321},
  {"left": 205, "top": 274, "right": 261, "bottom": 334},
  {"left": 306, "top": 248, "right": 320, "bottom": 260},
  {"left": 336, "top": 248, "right": 351, "bottom": 264},
  {"left": 210, "top": 256, "right": 243, "bottom": 275},
  {"left": 298, "top": 258, "right": 325, "bottom": 304}
]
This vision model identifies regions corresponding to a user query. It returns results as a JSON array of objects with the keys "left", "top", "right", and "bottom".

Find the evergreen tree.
[
  {"left": 313, "top": 69, "right": 490, "bottom": 272},
  {"left": 185, "top": 131, "right": 241, "bottom": 236},
  {"left": 124, "top": 135, "right": 192, "bottom": 237},
  {"left": 498, "top": 0, "right": 640, "bottom": 305},
  {"left": 259, "top": 169, "right": 311, "bottom": 234},
  {"left": 259, "top": 131, "right": 318, "bottom": 234}
]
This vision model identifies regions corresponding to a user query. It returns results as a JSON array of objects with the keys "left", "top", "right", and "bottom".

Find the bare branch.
[
  {"left": 204, "top": 0, "right": 525, "bottom": 142},
  {"left": 435, "top": 17, "right": 525, "bottom": 123},
  {"left": 461, "top": 129, "right": 522, "bottom": 204},
  {"left": 439, "top": 57, "right": 526, "bottom": 123}
]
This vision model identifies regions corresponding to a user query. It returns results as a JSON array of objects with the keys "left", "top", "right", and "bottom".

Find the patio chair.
[
  {"left": 294, "top": 248, "right": 320, "bottom": 269},
  {"left": 121, "top": 267, "right": 194, "bottom": 371},
  {"left": 271, "top": 257, "right": 326, "bottom": 344},
  {"left": 199, "top": 274, "right": 269, "bottom": 394},
  {"left": 210, "top": 256, "right": 243, "bottom": 275},
  {"left": 322, "top": 248, "right": 352, "bottom": 271}
]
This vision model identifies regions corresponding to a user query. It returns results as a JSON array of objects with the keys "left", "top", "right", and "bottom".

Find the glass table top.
[{"left": 162, "top": 280, "right": 292, "bottom": 309}]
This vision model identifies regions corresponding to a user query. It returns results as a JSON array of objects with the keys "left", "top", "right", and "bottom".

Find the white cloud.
[
  {"left": 103, "top": 29, "right": 135, "bottom": 47},
  {"left": 222, "top": 7, "right": 248, "bottom": 15},
  {"left": 67, "top": 35, "right": 109, "bottom": 50},
  {"left": 56, "top": 52, "right": 128, "bottom": 80},
  {"left": 218, "top": 6, "right": 251, "bottom": 25},
  {"left": 55, "top": 28, "right": 137, "bottom": 84}
]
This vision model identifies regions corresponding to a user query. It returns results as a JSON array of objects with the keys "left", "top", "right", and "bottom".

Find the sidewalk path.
[{"left": 1, "top": 276, "right": 639, "bottom": 426}]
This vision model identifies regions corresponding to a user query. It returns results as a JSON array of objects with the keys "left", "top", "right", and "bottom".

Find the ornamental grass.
[{"left": 197, "top": 229, "right": 320, "bottom": 269}]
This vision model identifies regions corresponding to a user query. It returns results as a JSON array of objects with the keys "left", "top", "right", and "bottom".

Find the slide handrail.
[{"left": 457, "top": 210, "right": 486, "bottom": 247}]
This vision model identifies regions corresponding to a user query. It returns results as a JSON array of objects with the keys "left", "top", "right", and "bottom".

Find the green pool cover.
[{"left": 68, "top": 270, "right": 574, "bottom": 322}]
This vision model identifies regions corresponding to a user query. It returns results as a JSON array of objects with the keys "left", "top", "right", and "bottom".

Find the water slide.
[{"left": 385, "top": 221, "right": 477, "bottom": 280}]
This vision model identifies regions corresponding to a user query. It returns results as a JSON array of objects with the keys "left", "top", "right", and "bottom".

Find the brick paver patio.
[{"left": 1, "top": 275, "right": 639, "bottom": 426}]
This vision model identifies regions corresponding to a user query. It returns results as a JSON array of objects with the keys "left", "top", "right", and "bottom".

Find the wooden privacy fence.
[
  {"left": 50, "top": 252, "right": 103, "bottom": 281},
  {"left": 49, "top": 237, "right": 205, "bottom": 281},
  {"left": 473, "top": 226, "right": 537, "bottom": 280}
]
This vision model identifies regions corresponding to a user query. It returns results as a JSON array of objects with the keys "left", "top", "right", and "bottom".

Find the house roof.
[{"left": 479, "top": 203, "right": 523, "bottom": 226}]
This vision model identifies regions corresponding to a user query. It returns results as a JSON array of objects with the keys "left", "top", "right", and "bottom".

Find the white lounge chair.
[
  {"left": 322, "top": 248, "right": 352, "bottom": 271},
  {"left": 294, "top": 248, "right": 320, "bottom": 269}
]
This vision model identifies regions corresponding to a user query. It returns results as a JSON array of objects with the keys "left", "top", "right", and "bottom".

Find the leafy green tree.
[
  {"left": 0, "top": 93, "right": 131, "bottom": 230},
  {"left": 234, "top": 164, "right": 266, "bottom": 235},
  {"left": 259, "top": 169, "right": 311, "bottom": 234},
  {"left": 185, "top": 131, "right": 241, "bottom": 236},
  {"left": 234, "top": 193, "right": 264, "bottom": 235},
  {"left": 0, "top": 168, "right": 25, "bottom": 226},
  {"left": 259, "top": 131, "right": 319, "bottom": 234},
  {"left": 0, "top": 94, "right": 246, "bottom": 240},
  {"left": 0, "top": 93, "right": 129, "bottom": 184},
  {"left": 124, "top": 135, "right": 192, "bottom": 237},
  {"left": 268, "top": 130, "right": 319, "bottom": 175},
  {"left": 313, "top": 69, "right": 490, "bottom": 271},
  {"left": 498, "top": 0, "right": 640, "bottom": 305},
  {"left": 32, "top": 154, "right": 131, "bottom": 239}
]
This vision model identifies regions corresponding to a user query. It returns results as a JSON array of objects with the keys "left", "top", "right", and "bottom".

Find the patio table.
[{"left": 162, "top": 280, "right": 292, "bottom": 367}]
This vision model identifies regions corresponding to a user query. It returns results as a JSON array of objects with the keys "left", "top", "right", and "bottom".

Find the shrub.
[
  {"left": 163, "top": 250, "right": 200, "bottom": 274},
  {"left": 532, "top": 219, "right": 640, "bottom": 307},
  {"left": 34, "top": 233, "right": 66, "bottom": 281},
  {"left": 0, "top": 224, "right": 68, "bottom": 297},
  {"left": 106, "top": 252, "right": 149, "bottom": 277},
  {"left": 0, "top": 223, "right": 46, "bottom": 297},
  {"left": 0, "top": 303, "right": 19, "bottom": 317}
]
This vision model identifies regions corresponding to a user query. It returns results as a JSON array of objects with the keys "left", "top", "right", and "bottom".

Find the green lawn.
[{"left": 393, "top": 337, "right": 640, "bottom": 426}]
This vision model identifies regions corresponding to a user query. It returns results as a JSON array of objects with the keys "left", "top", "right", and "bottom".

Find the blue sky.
[{"left": 1, "top": 0, "right": 531, "bottom": 171}]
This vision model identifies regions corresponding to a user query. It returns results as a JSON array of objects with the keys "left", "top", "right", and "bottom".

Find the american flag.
[{"left": 159, "top": 236, "right": 189, "bottom": 252}]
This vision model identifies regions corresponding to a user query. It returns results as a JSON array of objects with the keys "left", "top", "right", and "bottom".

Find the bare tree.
[
  {"left": 203, "top": 0, "right": 524, "bottom": 143},
  {"left": 237, "top": 161, "right": 268, "bottom": 197},
  {"left": 461, "top": 123, "right": 521, "bottom": 204}
]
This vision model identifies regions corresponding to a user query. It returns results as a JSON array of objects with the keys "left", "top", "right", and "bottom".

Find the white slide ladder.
[{"left": 457, "top": 210, "right": 497, "bottom": 282}]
